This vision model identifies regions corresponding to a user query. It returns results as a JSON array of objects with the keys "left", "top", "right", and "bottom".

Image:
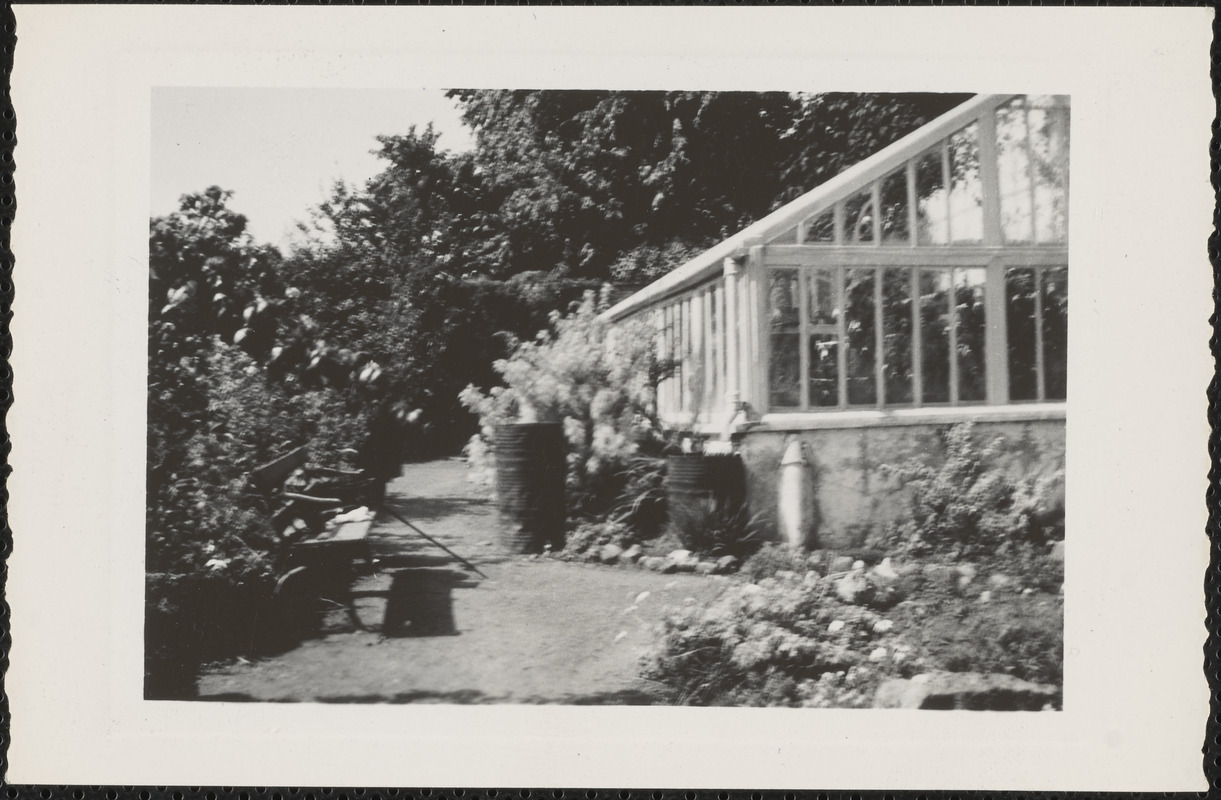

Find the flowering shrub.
[
  {"left": 459, "top": 289, "right": 669, "bottom": 519},
  {"left": 639, "top": 572, "right": 906, "bottom": 706},
  {"left": 639, "top": 556, "right": 1063, "bottom": 706}
]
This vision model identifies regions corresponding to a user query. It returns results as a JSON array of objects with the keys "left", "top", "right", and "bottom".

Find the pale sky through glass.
[{"left": 151, "top": 88, "right": 477, "bottom": 247}]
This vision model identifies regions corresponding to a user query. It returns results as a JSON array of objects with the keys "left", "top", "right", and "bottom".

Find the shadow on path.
[{"left": 379, "top": 568, "right": 480, "bottom": 638}]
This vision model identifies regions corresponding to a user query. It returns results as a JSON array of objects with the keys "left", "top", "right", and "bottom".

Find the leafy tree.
[
  {"left": 775, "top": 92, "right": 973, "bottom": 205},
  {"left": 148, "top": 188, "right": 285, "bottom": 513},
  {"left": 280, "top": 130, "right": 569, "bottom": 453},
  {"left": 448, "top": 89, "right": 799, "bottom": 286}
]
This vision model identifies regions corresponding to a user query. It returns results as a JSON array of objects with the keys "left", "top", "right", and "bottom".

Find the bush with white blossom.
[{"left": 459, "top": 289, "right": 669, "bottom": 519}]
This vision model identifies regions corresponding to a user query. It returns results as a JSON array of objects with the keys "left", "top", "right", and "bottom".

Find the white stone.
[
  {"left": 873, "top": 558, "right": 900, "bottom": 580},
  {"left": 828, "top": 620, "right": 846, "bottom": 633}
]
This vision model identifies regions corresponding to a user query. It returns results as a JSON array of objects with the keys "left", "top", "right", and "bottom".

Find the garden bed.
[{"left": 635, "top": 541, "right": 1064, "bottom": 708}]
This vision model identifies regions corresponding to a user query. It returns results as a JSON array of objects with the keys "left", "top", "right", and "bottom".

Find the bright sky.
[{"left": 151, "top": 88, "right": 476, "bottom": 248}]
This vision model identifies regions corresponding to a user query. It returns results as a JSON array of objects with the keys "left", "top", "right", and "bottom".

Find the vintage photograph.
[{"left": 146, "top": 88, "right": 1069, "bottom": 708}]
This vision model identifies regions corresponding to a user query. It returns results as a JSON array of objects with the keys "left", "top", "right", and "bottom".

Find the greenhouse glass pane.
[
  {"left": 768, "top": 270, "right": 800, "bottom": 408},
  {"left": 915, "top": 149, "right": 949, "bottom": 245},
  {"left": 1042, "top": 268, "right": 1068, "bottom": 400},
  {"left": 1006, "top": 269, "right": 1039, "bottom": 402},
  {"left": 768, "top": 226, "right": 798, "bottom": 245},
  {"left": 768, "top": 270, "right": 800, "bottom": 334},
  {"left": 844, "top": 189, "right": 875, "bottom": 244},
  {"left": 770, "top": 335, "right": 800, "bottom": 408},
  {"left": 806, "top": 268, "right": 838, "bottom": 327},
  {"left": 996, "top": 97, "right": 1034, "bottom": 244},
  {"left": 881, "top": 268, "right": 913, "bottom": 405},
  {"left": 845, "top": 267, "right": 877, "bottom": 405},
  {"left": 880, "top": 170, "right": 909, "bottom": 245},
  {"left": 955, "top": 268, "right": 988, "bottom": 403},
  {"left": 808, "top": 334, "right": 839, "bottom": 407},
  {"left": 919, "top": 269, "right": 952, "bottom": 403},
  {"left": 948, "top": 123, "right": 983, "bottom": 244},
  {"left": 1029, "top": 96, "right": 1070, "bottom": 244},
  {"left": 805, "top": 209, "right": 836, "bottom": 243}
]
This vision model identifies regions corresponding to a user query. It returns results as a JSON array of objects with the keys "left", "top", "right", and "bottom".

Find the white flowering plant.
[
  {"left": 460, "top": 289, "right": 671, "bottom": 520},
  {"left": 639, "top": 571, "right": 908, "bottom": 706}
]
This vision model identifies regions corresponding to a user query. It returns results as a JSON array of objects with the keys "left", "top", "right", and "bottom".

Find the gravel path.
[{"left": 196, "top": 459, "right": 728, "bottom": 704}]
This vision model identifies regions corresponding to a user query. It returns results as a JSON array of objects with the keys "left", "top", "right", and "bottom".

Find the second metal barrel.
[
  {"left": 664, "top": 453, "right": 746, "bottom": 517},
  {"left": 495, "top": 422, "right": 566, "bottom": 553}
]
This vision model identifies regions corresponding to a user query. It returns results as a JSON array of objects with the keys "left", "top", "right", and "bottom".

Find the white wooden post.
[
  {"left": 985, "top": 257, "right": 1010, "bottom": 404},
  {"left": 749, "top": 242, "right": 768, "bottom": 414},
  {"left": 723, "top": 257, "right": 741, "bottom": 415}
]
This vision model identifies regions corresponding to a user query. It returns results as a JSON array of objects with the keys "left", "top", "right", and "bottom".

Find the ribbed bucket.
[
  {"left": 495, "top": 422, "right": 566, "bottom": 553},
  {"left": 665, "top": 453, "right": 746, "bottom": 518}
]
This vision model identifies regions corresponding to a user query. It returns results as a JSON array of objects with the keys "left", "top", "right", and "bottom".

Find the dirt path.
[{"left": 196, "top": 458, "right": 729, "bottom": 704}]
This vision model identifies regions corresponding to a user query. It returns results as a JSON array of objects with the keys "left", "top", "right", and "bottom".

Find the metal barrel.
[
  {"left": 664, "top": 453, "right": 746, "bottom": 517},
  {"left": 495, "top": 422, "right": 566, "bottom": 553}
]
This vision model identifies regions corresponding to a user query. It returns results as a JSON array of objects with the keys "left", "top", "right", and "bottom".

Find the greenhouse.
[{"left": 605, "top": 93, "right": 1069, "bottom": 547}]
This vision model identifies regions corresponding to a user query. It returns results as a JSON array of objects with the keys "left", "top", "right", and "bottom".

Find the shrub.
[
  {"left": 561, "top": 519, "right": 638, "bottom": 560},
  {"left": 607, "top": 454, "right": 668, "bottom": 538},
  {"left": 667, "top": 502, "right": 766, "bottom": 561},
  {"left": 459, "top": 289, "right": 669, "bottom": 520},
  {"left": 882, "top": 423, "right": 1062, "bottom": 561},
  {"left": 904, "top": 595, "right": 1064, "bottom": 686},
  {"left": 145, "top": 341, "right": 376, "bottom": 696},
  {"left": 740, "top": 542, "right": 812, "bottom": 583},
  {"left": 639, "top": 574, "right": 902, "bottom": 706}
]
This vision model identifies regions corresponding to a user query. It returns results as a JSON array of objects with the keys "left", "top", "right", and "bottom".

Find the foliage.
[
  {"left": 148, "top": 342, "right": 369, "bottom": 573},
  {"left": 606, "top": 454, "right": 668, "bottom": 538},
  {"left": 895, "top": 594, "right": 1064, "bottom": 686},
  {"left": 639, "top": 573, "right": 901, "bottom": 706},
  {"left": 448, "top": 90, "right": 798, "bottom": 285},
  {"left": 740, "top": 542, "right": 813, "bottom": 583},
  {"left": 146, "top": 188, "right": 391, "bottom": 695},
  {"left": 881, "top": 423, "right": 1060, "bottom": 561},
  {"left": 640, "top": 561, "right": 1063, "bottom": 707},
  {"left": 281, "top": 134, "right": 568, "bottom": 454},
  {"left": 774, "top": 92, "right": 972, "bottom": 206},
  {"left": 667, "top": 502, "right": 766, "bottom": 561},
  {"left": 459, "top": 290, "right": 668, "bottom": 519},
  {"left": 145, "top": 340, "right": 374, "bottom": 696},
  {"left": 560, "top": 519, "right": 638, "bottom": 561}
]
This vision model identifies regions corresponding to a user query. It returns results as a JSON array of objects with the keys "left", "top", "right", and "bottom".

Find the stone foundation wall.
[{"left": 736, "top": 418, "right": 1066, "bottom": 550}]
